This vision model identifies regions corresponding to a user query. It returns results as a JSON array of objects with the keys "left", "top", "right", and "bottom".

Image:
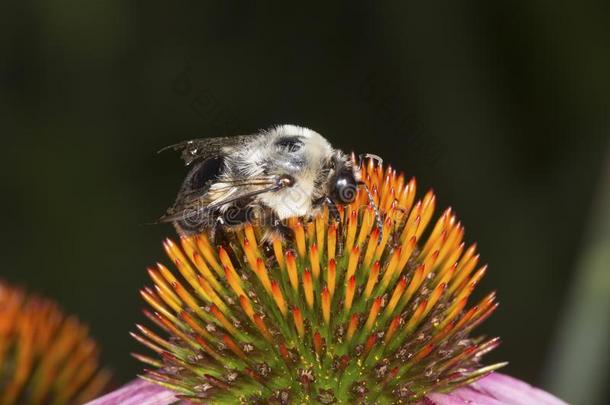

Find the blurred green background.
[{"left": 1, "top": 2, "right": 608, "bottom": 404}]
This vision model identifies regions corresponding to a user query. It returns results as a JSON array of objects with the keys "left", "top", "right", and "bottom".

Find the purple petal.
[
  {"left": 88, "top": 373, "right": 566, "bottom": 405},
  {"left": 85, "top": 379, "right": 178, "bottom": 405},
  {"left": 424, "top": 373, "right": 568, "bottom": 405}
]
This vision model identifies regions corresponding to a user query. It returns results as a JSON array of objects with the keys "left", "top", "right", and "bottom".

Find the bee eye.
[
  {"left": 275, "top": 136, "right": 303, "bottom": 153},
  {"left": 332, "top": 171, "right": 358, "bottom": 204}
]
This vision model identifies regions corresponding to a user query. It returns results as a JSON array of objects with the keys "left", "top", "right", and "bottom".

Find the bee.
[{"left": 159, "top": 124, "right": 382, "bottom": 241}]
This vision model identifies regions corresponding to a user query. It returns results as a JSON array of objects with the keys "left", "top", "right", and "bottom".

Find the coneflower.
[
  {"left": 91, "top": 160, "right": 566, "bottom": 404},
  {"left": 0, "top": 280, "right": 111, "bottom": 405}
]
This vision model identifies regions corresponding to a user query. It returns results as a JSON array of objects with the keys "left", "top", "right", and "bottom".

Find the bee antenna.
[
  {"left": 358, "top": 153, "right": 383, "bottom": 167},
  {"left": 359, "top": 181, "right": 383, "bottom": 243}
]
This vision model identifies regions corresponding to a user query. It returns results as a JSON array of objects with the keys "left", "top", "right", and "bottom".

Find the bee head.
[{"left": 329, "top": 152, "right": 359, "bottom": 204}]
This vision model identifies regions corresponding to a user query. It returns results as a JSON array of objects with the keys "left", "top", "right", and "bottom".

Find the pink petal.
[
  {"left": 88, "top": 373, "right": 566, "bottom": 405},
  {"left": 85, "top": 379, "right": 178, "bottom": 405},
  {"left": 424, "top": 373, "right": 568, "bottom": 405}
]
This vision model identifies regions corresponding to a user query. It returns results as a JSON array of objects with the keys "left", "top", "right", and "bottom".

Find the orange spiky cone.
[
  {"left": 0, "top": 281, "right": 111, "bottom": 405},
  {"left": 131, "top": 159, "right": 505, "bottom": 403}
]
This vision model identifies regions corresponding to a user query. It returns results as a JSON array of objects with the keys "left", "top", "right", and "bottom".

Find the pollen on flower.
[
  {"left": 132, "top": 159, "right": 504, "bottom": 403},
  {"left": 0, "top": 280, "right": 111, "bottom": 405}
]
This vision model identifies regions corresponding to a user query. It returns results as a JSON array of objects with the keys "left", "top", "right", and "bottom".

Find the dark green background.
[{"left": 1, "top": 1, "right": 608, "bottom": 401}]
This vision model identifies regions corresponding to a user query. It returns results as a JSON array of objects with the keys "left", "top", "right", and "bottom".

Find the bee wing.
[
  {"left": 181, "top": 176, "right": 277, "bottom": 196},
  {"left": 159, "top": 134, "right": 255, "bottom": 165},
  {"left": 158, "top": 181, "right": 285, "bottom": 224}
]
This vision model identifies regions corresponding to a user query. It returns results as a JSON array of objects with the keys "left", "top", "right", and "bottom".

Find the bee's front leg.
[
  {"left": 312, "top": 196, "right": 341, "bottom": 223},
  {"left": 325, "top": 197, "right": 342, "bottom": 224},
  {"left": 313, "top": 196, "right": 345, "bottom": 256}
]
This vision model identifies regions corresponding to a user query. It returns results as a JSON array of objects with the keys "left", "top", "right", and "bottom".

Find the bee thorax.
[{"left": 259, "top": 177, "right": 316, "bottom": 219}]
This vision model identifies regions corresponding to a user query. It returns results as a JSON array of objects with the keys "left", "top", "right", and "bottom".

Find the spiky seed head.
[
  {"left": 0, "top": 280, "right": 111, "bottom": 405},
  {"left": 132, "top": 159, "right": 504, "bottom": 403}
]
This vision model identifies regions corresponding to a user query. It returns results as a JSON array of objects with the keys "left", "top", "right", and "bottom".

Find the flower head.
[
  {"left": 0, "top": 280, "right": 111, "bottom": 405},
  {"left": 132, "top": 160, "right": 504, "bottom": 403}
]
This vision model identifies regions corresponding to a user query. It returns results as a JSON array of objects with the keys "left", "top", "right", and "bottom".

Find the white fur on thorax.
[
  {"left": 261, "top": 125, "right": 333, "bottom": 219},
  {"left": 210, "top": 125, "right": 334, "bottom": 219}
]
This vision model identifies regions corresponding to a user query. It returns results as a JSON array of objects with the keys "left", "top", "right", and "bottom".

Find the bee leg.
[
  {"left": 208, "top": 216, "right": 226, "bottom": 246},
  {"left": 314, "top": 196, "right": 344, "bottom": 255},
  {"left": 312, "top": 196, "right": 341, "bottom": 222},
  {"left": 271, "top": 218, "right": 293, "bottom": 241},
  {"left": 358, "top": 181, "right": 383, "bottom": 244},
  {"left": 323, "top": 197, "right": 346, "bottom": 256},
  {"left": 324, "top": 197, "right": 341, "bottom": 223}
]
